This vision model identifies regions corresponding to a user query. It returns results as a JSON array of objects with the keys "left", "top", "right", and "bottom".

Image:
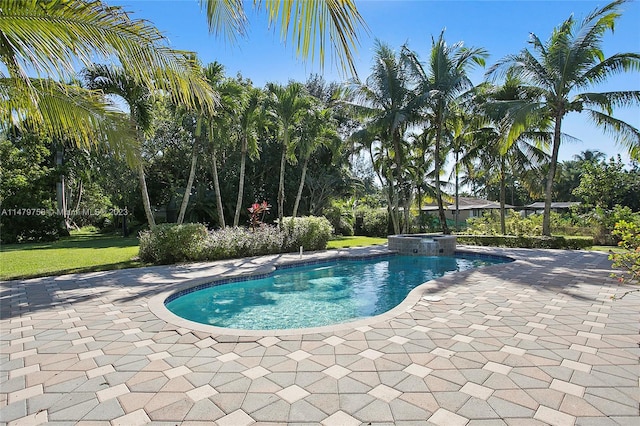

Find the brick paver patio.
[{"left": 1, "top": 246, "right": 638, "bottom": 425}]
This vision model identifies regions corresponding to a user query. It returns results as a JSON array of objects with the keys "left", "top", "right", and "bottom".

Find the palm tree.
[
  {"left": 1, "top": 0, "right": 215, "bottom": 150},
  {"left": 448, "top": 109, "right": 485, "bottom": 231},
  {"left": 233, "top": 85, "right": 264, "bottom": 227},
  {"left": 349, "top": 40, "right": 415, "bottom": 234},
  {"left": 403, "top": 30, "right": 488, "bottom": 234},
  {"left": 176, "top": 109, "right": 201, "bottom": 225},
  {"left": 266, "top": 82, "right": 311, "bottom": 226},
  {"left": 83, "top": 65, "right": 157, "bottom": 227},
  {"left": 574, "top": 149, "right": 606, "bottom": 163},
  {"left": 488, "top": 0, "right": 640, "bottom": 236},
  {"left": 200, "top": 63, "right": 243, "bottom": 228},
  {"left": 292, "top": 107, "right": 341, "bottom": 217},
  {"left": 472, "top": 76, "right": 550, "bottom": 234}
]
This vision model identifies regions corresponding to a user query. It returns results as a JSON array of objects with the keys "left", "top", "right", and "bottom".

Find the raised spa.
[
  {"left": 387, "top": 234, "right": 457, "bottom": 256},
  {"left": 165, "top": 253, "right": 508, "bottom": 330}
]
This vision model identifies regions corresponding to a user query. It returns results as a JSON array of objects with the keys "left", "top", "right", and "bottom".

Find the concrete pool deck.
[{"left": 1, "top": 246, "right": 638, "bottom": 425}]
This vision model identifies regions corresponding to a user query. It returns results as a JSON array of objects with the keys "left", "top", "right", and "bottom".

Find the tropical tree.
[
  {"left": 473, "top": 76, "right": 550, "bottom": 234},
  {"left": 233, "top": 84, "right": 263, "bottom": 226},
  {"left": 448, "top": 109, "right": 485, "bottom": 230},
  {"left": 292, "top": 107, "right": 341, "bottom": 217},
  {"left": 349, "top": 40, "right": 415, "bottom": 234},
  {"left": 488, "top": 0, "right": 640, "bottom": 235},
  {"left": 554, "top": 150, "right": 605, "bottom": 201},
  {"left": 403, "top": 30, "right": 488, "bottom": 234},
  {"left": 266, "top": 82, "right": 311, "bottom": 226},
  {"left": 84, "top": 64, "right": 158, "bottom": 227},
  {"left": 198, "top": 63, "right": 244, "bottom": 228}
]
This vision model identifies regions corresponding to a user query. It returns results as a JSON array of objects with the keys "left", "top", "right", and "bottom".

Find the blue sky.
[{"left": 114, "top": 0, "right": 640, "bottom": 163}]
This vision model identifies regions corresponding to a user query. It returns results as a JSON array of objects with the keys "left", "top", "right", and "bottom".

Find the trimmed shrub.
[
  {"left": 282, "top": 216, "right": 333, "bottom": 252},
  {"left": 138, "top": 216, "right": 333, "bottom": 264},
  {"left": 138, "top": 223, "right": 207, "bottom": 264},
  {"left": 456, "top": 235, "right": 594, "bottom": 250},
  {"left": 201, "top": 226, "right": 284, "bottom": 260},
  {"left": 356, "top": 208, "right": 388, "bottom": 237}
]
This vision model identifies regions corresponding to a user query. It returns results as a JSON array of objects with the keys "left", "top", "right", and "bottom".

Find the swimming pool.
[{"left": 165, "top": 254, "right": 508, "bottom": 330}]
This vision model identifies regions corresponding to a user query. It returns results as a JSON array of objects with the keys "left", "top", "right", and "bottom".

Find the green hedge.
[
  {"left": 456, "top": 235, "right": 594, "bottom": 250},
  {"left": 355, "top": 208, "right": 388, "bottom": 237},
  {"left": 138, "top": 223, "right": 208, "bottom": 264},
  {"left": 138, "top": 216, "right": 333, "bottom": 264}
]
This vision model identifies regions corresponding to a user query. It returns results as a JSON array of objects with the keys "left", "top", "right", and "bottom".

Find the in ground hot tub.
[{"left": 388, "top": 234, "right": 456, "bottom": 256}]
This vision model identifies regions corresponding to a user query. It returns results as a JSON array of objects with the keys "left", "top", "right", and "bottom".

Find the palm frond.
[
  {"left": 200, "top": 0, "right": 367, "bottom": 76},
  {"left": 576, "top": 91, "right": 640, "bottom": 114},
  {"left": 577, "top": 53, "right": 640, "bottom": 87},
  {"left": 586, "top": 108, "right": 640, "bottom": 159},
  {"left": 0, "top": 0, "right": 217, "bottom": 114},
  {"left": 200, "top": 0, "right": 247, "bottom": 42},
  {"left": 1, "top": 78, "right": 137, "bottom": 163}
]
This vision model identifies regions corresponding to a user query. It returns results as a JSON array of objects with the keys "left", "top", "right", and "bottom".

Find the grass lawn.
[
  {"left": 0, "top": 229, "right": 145, "bottom": 281},
  {"left": 327, "top": 236, "right": 387, "bottom": 249},
  {"left": 1, "top": 231, "right": 388, "bottom": 281},
  {"left": 589, "top": 245, "right": 625, "bottom": 254}
]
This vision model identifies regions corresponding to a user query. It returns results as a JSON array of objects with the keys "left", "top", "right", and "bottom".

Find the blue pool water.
[{"left": 166, "top": 254, "right": 507, "bottom": 330}]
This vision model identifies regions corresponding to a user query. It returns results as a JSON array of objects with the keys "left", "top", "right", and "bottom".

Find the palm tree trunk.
[
  {"left": 177, "top": 145, "right": 198, "bottom": 225},
  {"left": 277, "top": 139, "right": 287, "bottom": 228},
  {"left": 392, "top": 132, "right": 404, "bottom": 234},
  {"left": 402, "top": 189, "right": 412, "bottom": 234},
  {"left": 74, "top": 180, "right": 83, "bottom": 213},
  {"left": 369, "top": 145, "right": 397, "bottom": 234},
  {"left": 233, "top": 138, "right": 248, "bottom": 227},
  {"left": 543, "top": 117, "right": 563, "bottom": 236},
  {"left": 292, "top": 156, "right": 309, "bottom": 218},
  {"left": 211, "top": 147, "right": 226, "bottom": 228},
  {"left": 455, "top": 150, "right": 460, "bottom": 232},
  {"left": 500, "top": 156, "right": 506, "bottom": 235},
  {"left": 417, "top": 186, "right": 424, "bottom": 233},
  {"left": 434, "top": 112, "right": 450, "bottom": 235},
  {"left": 137, "top": 162, "right": 155, "bottom": 227}
]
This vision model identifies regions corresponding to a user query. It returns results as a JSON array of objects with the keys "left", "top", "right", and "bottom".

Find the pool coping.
[{"left": 148, "top": 248, "right": 514, "bottom": 337}]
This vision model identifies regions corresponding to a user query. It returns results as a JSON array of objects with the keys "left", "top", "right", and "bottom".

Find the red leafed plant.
[{"left": 248, "top": 201, "right": 271, "bottom": 230}]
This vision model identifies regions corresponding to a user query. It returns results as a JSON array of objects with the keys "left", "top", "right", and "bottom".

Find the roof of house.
[
  {"left": 526, "top": 201, "right": 581, "bottom": 209},
  {"left": 421, "top": 197, "right": 513, "bottom": 211}
]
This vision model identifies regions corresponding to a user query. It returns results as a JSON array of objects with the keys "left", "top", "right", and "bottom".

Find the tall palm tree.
[
  {"left": 403, "top": 30, "right": 488, "bottom": 234},
  {"left": 1, "top": 0, "right": 215, "bottom": 149},
  {"left": 292, "top": 107, "right": 341, "bottom": 217},
  {"left": 200, "top": 63, "right": 243, "bottom": 228},
  {"left": 233, "top": 85, "right": 263, "bottom": 227},
  {"left": 472, "top": 76, "right": 550, "bottom": 234},
  {"left": 574, "top": 149, "right": 606, "bottom": 163},
  {"left": 176, "top": 109, "right": 201, "bottom": 225},
  {"left": 448, "top": 109, "right": 485, "bottom": 231},
  {"left": 349, "top": 40, "right": 415, "bottom": 234},
  {"left": 83, "top": 65, "right": 157, "bottom": 227},
  {"left": 488, "top": 0, "right": 640, "bottom": 235},
  {"left": 266, "top": 82, "right": 311, "bottom": 226}
]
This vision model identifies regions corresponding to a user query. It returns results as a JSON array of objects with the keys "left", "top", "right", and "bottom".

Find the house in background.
[
  {"left": 422, "top": 197, "right": 514, "bottom": 223},
  {"left": 523, "top": 201, "right": 581, "bottom": 216}
]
